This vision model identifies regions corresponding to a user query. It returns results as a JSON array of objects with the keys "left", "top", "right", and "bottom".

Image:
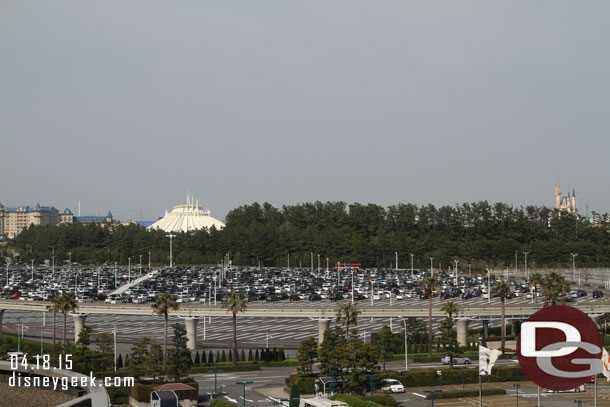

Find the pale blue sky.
[{"left": 2, "top": 1, "right": 609, "bottom": 221}]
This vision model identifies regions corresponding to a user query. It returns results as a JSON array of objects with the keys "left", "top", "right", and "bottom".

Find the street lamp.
[
  {"left": 139, "top": 255, "right": 142, "bottom": 277},
  {"left": 395, "top": 252, "right": 398, "bottom": 271},
  {"left": 68, "top": 252, "right": 72, "bottom": 272},
  {"left": 429, "top": 257, "right": 434, "bottom": 278},
  {"left": 236, "top": 381, "right": 253, "bottom": 407},
  {"left": 167, "top": 233, "right": 176, "bottom": 268},
  {"left": 364, "top": 373, "right": 379, "bottom": 405},
  {"left": 410, "top": 253, "right": 414, "bottom": 277},
  {"left": 522, "top": 252, "right": 529, "bottom": 279},
  {"left": 424, "top": 390, "right": 442, "bottom": 407},
  {"left": 208, "top": 370, "right": 224, "bottom": 398},
  {"left": 513, "top": 383, "right": 520, "bottom": 407},
  {"left": 351, "top": 270, "right": 355, "bottom": 305},
  {"left": 571, "top": 253, "right": 578, "bottom": 283},
  {"left": 399, "top": 317, "right": 409, "bottom": 371},
  {"left": 486, "top": 268, "right": 491, "bottom": 303},
  {"left": 310, "top": 252, "right": 313, "bottom": 272},
  {"left": 328, "top": 365, "right": 341, "bottom": 395}
]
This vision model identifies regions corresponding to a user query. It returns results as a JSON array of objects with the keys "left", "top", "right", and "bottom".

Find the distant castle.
[{"left": 555, "top": 179, "right": 577, "bottom": 214}]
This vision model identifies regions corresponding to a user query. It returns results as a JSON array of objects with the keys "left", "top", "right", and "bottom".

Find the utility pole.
[
  {"left": 410, "top": 253, "right": 414, "bottom": 277},
  {"left": 523, "top": 252, "right": 529, "bottom": 279}
]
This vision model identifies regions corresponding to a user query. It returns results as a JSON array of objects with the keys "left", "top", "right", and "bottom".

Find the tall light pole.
[
  {"left": 114, "top": 262, "right": 117, "bottom": 288},
  {"left": 515, "top": 251, "right": 518, "bottom": 274},
  {"left": 523, "top": 252, "right": 529, "bottom": 279},
  {"left": 487, "top": 268, "right": 491, "bottom": 303},
  {"left": 68, "top": 252, "right": 72, "bottom": 273},
  {"left": 310, "top": 252, "right": 313, "bottom": 272},
  {"left": 430, "top": 257, "right": 434, "bottom": 278},
  {"left": 395, "top": 252, "right": 398, "bottom": 271},
  {"left": 208, "top": 369, "right": 224, "bottom": 398},
  {"left": 139, "top": 255, "right": 142, "bottom": 277},
  {"left": 364, "top": 373, "right": 379, "bottom": 406},
  {"left": 287, "top": 252, "right": 290, "bottom": 269},
  {"left": 148, "top": 251, "right": 151, "bottom": 272},
  {"left": 167, "top": 233, "right": 176, "bottom": 268},
  {"left": 326, "top": 257, "right": 329, "bottom": 271},
  {"left": 399, "top": 317, "right": 408, "bottom": 371},
  {"left": 113, "top": 317, "right": 119, "bottom": 371},
  {"left": 317, "top": 254, "right": 320, "bottom": 274},
  {"left": 31, "top": 259, "right": 34, "bottom": 280},
  {"left": 453, "top": 259, "right": 458, "bottom": 286},
  {"left": 571, "top": 253, "right": 578, "bottom": 282},
  {"left": 351, "top": 270, "right": 355, "bottom": 305},
  {"left": 236, "top": 381, "right": 253, "bottom": 407},
  {"left": 410, "top": 253, "right": 414, "bottom": 277}
]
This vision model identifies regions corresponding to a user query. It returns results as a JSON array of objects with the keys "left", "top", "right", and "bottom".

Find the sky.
[{"left": 2, "top": 1, "right": 609, "bottom": 221}]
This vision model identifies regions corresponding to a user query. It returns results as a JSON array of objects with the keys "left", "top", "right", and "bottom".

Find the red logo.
[{"left": 517, "top": 305, "right": 602, "bottom": 391}]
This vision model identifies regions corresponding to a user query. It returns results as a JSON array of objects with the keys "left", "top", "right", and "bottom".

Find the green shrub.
[
  {"left": 372, "top": 394, "right": 396, "bottom": 407},
  {"left": 295, "top": 377, "right": 316, "bottom": 394},
  {"left": 428, "top": 388, "right": 506, "bottom": 399},
  {"left": 212, "top": 398, "right": 238, "bottom": 407}
]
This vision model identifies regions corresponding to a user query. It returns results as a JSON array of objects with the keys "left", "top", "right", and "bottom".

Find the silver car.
[{"left": 441, "top": 355, "right": 471, "bottom": 365}]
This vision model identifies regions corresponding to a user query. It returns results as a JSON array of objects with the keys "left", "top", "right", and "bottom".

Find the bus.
[
  {"left": 334, "top": 263, "right": 361, "bottom": 270},
  {"left": 300, "top": 398, "right": 348, "bottom": 407}
]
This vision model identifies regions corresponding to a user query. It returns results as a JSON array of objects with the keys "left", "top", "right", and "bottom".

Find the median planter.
[{"left": 426, "top": 388, "right": 506, "bottom": 399}]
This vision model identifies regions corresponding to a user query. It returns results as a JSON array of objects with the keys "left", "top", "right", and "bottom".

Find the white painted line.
[{"left": 411, "top": 392, "right": 426, "bottom": 398}]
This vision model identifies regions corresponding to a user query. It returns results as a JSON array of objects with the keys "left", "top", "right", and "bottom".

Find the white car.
[
  {"left": 381, "top": 379, "right": 405, "bottom": 393},
  {"left": 544, "top": 385, "right": 585, "bottom": 393}
]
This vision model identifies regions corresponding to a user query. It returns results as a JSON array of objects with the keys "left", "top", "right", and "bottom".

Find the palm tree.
[
  {"left": 421, "top": 277, "right": 438, "bottom": 357},
  {"left": 59, "top": 291, "right": 78, "bottom": 345},
  {"left": 47, "top": 293, "right": 62, "bottom": 346},
  {"left": 222, "top": 291, "right": 248, "bottom": 367},
  {"left": 441, "top": 301, "right": 459, "bottom": 321},
  {"left": 492, "top": 280, "right": 511, "bottom": 353},
  {"left": 542, "top": 271, "right": 570, "bottom": 307},
  {"left": 528, "top": 272, "right": 543, "bottom": 303},
  {"left": 335, "top": 303, "right": 361, "bottom": 337},
  {"left": 152, "top": 291, "right": 180, "bottom": 372}
]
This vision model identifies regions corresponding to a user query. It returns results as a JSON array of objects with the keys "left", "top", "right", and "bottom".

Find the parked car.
[
  {"left": 593, "top": 290, "right": 604, "bottom": 298},
  {"left": 441, "top": 355, "right": 471, "bottom": 365},
  {"left": 381, "top": 379, "right": 405, "bottom": 393},
  {"left": 544, "top": 385, "right": 585, "bottom": 393}
]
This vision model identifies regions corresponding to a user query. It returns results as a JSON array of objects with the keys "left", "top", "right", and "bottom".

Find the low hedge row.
[
  {"left": 427, "top": 388, "right": 506, "bottom": 399},
  {"left": 211, "top": 398, "right": 238, "bottom": 407},
  {"left": 189, "top": 365, "right": 261, "bottom": 373},
  {"left": 384, "top": 365, "right": 527, "bottom": 387},
  {"left": 330, "top": 394, "right": 385, "bottom": 407},
  {"left": 370, "top": 394, "right": 397, "bottom": 407}
]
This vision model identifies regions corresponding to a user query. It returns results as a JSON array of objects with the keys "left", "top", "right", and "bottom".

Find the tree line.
[{"left": 6, "top": 201, "right": 610, "bottom": 268}]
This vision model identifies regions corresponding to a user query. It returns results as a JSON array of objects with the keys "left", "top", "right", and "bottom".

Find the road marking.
[
  {"left": 225, "top": 396, "right": 238, "bottom": 403},
  {"left": 411, "top": 392, "right": 425, "bottom": 398}
]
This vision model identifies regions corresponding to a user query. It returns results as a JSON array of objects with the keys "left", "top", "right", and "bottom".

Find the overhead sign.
[{"left": 517, "top": 305, "right": 602, "bottom": 391}]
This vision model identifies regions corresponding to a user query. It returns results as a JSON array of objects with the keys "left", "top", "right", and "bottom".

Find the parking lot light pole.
[
  {"left": 410, "top": 253, "right": 414, "bottom": 277},
  {"left": 395, "top": 252, "right": 398, "bottom": 271},
  {"left": 364, "top": 373, "right": 379, "bottom": 405},
  {"left": 310, "top": 252, "right": 313, "bottom": 271},
  {"left": 208, "top": 370, "right": 224, "bottom": 398},
  {"left": 424, "top": 390, "right": 442, "bottom": 407},
  {"left": 351, "top": 270, "right": 355, "bottom": 305},
  {"left": 139, "top": 255, "right": 142, "bottom": 277},
  {"left": 317, "top": 254, "right": 320, "bottom": 274},
  {"left": 486, "top": 268, "right": 491, "bottom": 303},
  {"left": 128, "top": 257, "right": 131, "bottom": 283},
  {"left": 430, "top": 257, "right": 434, "bottom": 278},
  {"left": 523, "top": 252, "right": 529, "bottom": 279},
  {"left": 399, "top": 317, "right": 408, "bottom": 371},
  {"left": 167, "top": 233, "right": 175, "bottom": 268},
  {"left": 571, "top": 253, "right": 578, "bottom": 283},
  {"left": 236, "top": 381, "right": 253, "bottom": 407},
  {"left": 513, "top": 383, "right": 520, "bottom": 407}
]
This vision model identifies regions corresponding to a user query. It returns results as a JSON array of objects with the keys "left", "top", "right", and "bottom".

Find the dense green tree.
[
  {"left": 97, "top": 332, "right": 115, "bottom": 372},
  {"left": 318, "top": 327, "right": 349, "bottom": 375},
  {"left": 296, "top": 337, "right": 318, "bottom": 376},
  {"left": 168, "top": 323, "right": 192, "bottom": 381},
  {"left": 76, "top": 325, "right": 93, "bottom": 349},
  {"left": 59, "top": 291, "right": 78, "bottom": 345},
  {"left": 371, "top": 325, "right": 400, "bottom": 371},
  {"left": 438, "top": 317, "right": 459, "bottom": 369},
  {"left": 145, "top": 343, "right": 163, "bottom": 379},
  {"left": 128, "top": 337, "right": 151, "bottom": 379}
]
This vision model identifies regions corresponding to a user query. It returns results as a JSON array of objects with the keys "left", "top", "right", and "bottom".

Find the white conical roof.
[{"left": 148, "top": 196, "right": 224, "bottom": 233}]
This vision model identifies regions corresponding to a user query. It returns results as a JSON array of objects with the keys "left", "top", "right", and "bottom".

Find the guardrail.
[{"left": 2, "top": 300, "right": 610, "bottom": 318}]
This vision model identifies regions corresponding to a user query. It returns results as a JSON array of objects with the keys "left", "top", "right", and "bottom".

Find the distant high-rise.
[
  {"left": 555, "top": 179, "right": 577, "bottom": 214},
  {"left": 0, "top": 203, "right": 59, "bottom": 239}
]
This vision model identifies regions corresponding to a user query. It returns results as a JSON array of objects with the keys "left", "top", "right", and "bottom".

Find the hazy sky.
[{"left": 2, "top": 1, "right": 609, "bottom": 221}]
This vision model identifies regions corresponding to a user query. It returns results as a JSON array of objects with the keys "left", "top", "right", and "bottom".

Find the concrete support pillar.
[
  {"left": 317, "top": 319, "right": 331, "bottom": 344},
  {"left": 0, "top": 310, "right": 4, "bottom": 335},
  {"left": 70, "top": 313, "right": 87, "bottom": 344},
  {"left": 456, "top": 319, "right": 469, "bottom": 348},
  {"left": 184, "top": 317, "right": 199, "bottom": 351}
]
